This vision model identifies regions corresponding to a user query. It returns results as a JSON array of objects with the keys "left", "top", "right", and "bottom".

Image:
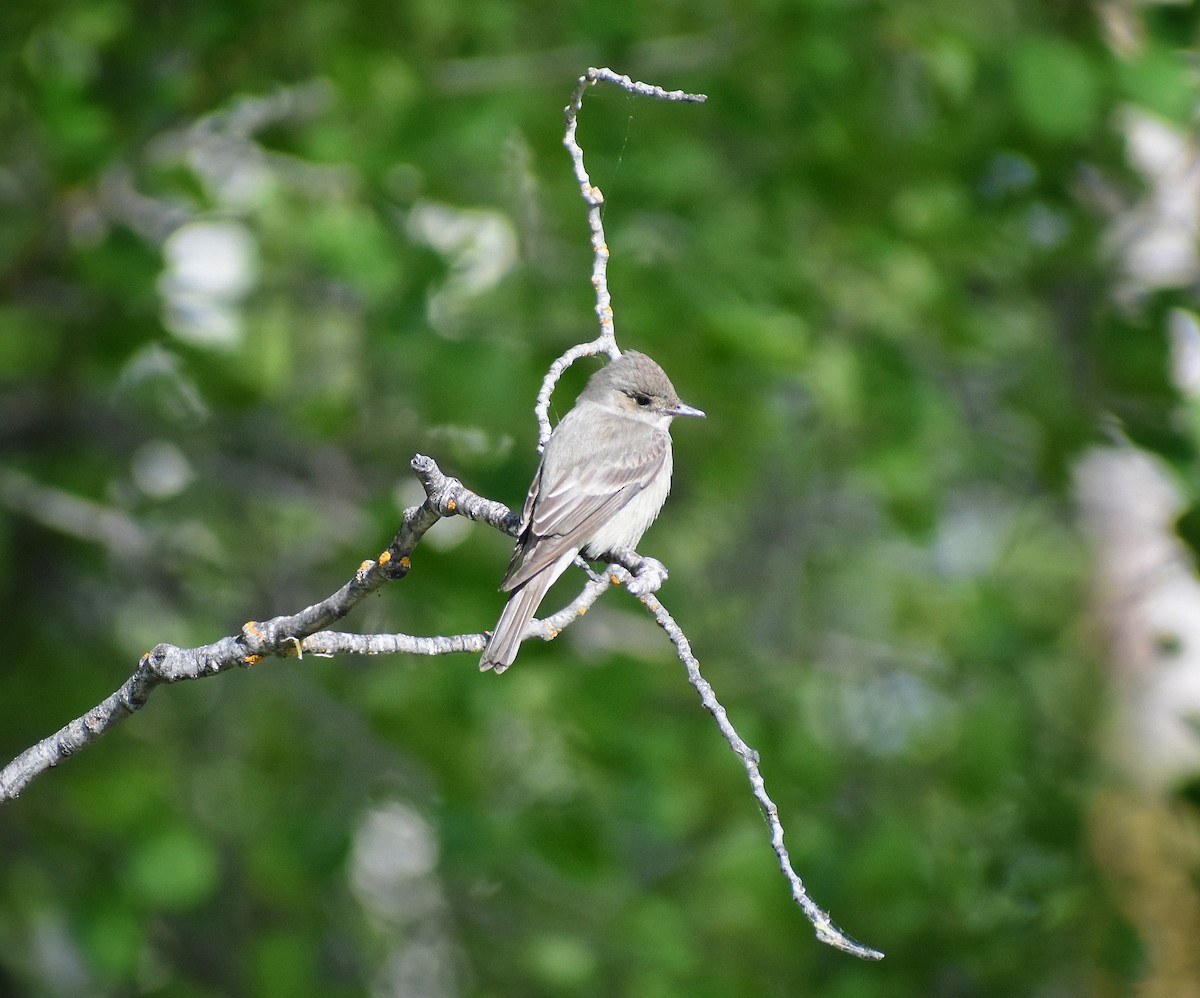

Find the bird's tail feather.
[{"left": 480, "top": 553, "right": 572, "bottom": 673}]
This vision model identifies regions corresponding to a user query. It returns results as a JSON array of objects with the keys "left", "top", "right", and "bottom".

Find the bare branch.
[
  {"left": 0, "top": 465, "right": 151, "bottom": 559},
  {"left": 0, "top": 454, "right": 508, "bottom": 802},
  {"left": 624, "top": 575, "right": 885, "bottom": 961},
  {"left": 0, "top": 455, "right": 640, "bottom": 802},
  {"left": 303, "top": 570, "right": 614, "bottom": 658},
  {"left": 546, "top": 68, "right": 881, "bottom": 957},
  {"left": 535, "top": 68, "right": 707, "bottom": 448}
]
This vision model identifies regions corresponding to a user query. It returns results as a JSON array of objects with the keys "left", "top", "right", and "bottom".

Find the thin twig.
[
  {"left": 628, "top": 576, "right": 885, "bottom": 961},
  {"left": 302, "top": 570, "right": 613, "bottom": 658},
  {"left": 535, "top": 68, "right": 707, "bottom": 448},
  {"left": 556, "top": 69, "right": 881, "bottom": 959}
]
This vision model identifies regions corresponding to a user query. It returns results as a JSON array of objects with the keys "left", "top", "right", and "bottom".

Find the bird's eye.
[{"left": 633, "top": 392, "right": 651, "bottom": 407}]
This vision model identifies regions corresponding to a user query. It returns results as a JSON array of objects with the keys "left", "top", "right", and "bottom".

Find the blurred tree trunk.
[{"left": 1077, "top": 446, "right": 1200, "bottom": 997}]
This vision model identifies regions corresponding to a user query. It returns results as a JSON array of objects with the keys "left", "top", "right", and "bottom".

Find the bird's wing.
[
  {"left": 498, "top": 462, "right": 544, "bottom": 586},
  {"left": 499, "top": 421, "right": 670, "bottom": 592}
]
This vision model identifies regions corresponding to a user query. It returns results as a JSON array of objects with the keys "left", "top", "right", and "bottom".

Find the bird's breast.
[{"left": 580, "top": 448, "right": 673, "bottom": 556}]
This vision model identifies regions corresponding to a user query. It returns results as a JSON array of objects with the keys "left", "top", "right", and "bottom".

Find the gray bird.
[{"left": 480, "top": 350, "right": 704, "bottom": 673}]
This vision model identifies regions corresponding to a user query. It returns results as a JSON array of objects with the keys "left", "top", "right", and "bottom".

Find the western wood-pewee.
[{"left": 481, "top": 350, "right": 704, "bottom": 673}]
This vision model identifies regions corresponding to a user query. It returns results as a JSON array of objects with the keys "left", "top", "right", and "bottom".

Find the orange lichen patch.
[
  {"left": 378, "top": 550, "right": 392, "bottom": 566},
  {"left": 609, "top": 573, "right": 622, "bottom": 585},
  {"left": 577, "top": 606, "right": 587, "bottom": 616},
  {"left": 243, "top": 654, "right": 262, "bottom": 666},
  {"left": 244, "top": 621, "right": 263, "bottom": 638},
  {"left": 447, "top": 498, "right": 457, "bottom": 512},
  {"left": 400, "top": 556, "right": 411, "bottom": 570},
  {"left": 358, "top": 560, "right": 373, "bottom": 573}
]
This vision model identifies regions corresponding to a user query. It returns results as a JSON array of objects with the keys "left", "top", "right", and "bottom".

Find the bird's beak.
[{"left": 669, "top": 401, "right": 706, "bottom": 418}]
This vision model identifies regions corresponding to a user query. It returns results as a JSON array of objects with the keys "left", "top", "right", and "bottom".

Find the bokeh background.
[{"left": 4, "top": 1, "right": 1200, "bottom": 995}]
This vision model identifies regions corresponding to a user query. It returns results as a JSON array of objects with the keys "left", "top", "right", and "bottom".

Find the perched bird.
[{"left": 480, "top": 350, "right": 704, "bottom": 673}]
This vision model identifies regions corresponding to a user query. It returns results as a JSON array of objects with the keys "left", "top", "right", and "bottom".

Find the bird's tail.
[{"left": 480, "top": 553, "right": 572, "bottom": 673}]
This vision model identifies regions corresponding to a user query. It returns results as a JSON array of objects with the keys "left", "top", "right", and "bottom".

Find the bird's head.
[{"left": 583, "top": 350, "right": 705, "bottom": 424}]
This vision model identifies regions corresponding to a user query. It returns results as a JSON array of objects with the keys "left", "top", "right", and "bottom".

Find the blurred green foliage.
[{"left": 2, "top": 0, "right": 1200, "bottom": 995}]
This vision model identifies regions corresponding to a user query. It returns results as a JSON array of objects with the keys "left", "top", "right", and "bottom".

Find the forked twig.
[{"left": 553, "top": 67, "right": 881, "bottom": 959}]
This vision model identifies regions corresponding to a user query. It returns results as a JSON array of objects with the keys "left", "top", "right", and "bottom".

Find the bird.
[{"left": 480, "top": 350, "right": 705, "bottom": 673}]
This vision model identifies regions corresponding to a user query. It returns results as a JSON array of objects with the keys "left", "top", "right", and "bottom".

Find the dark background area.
[{"left": 3, "top": 1, "right": 1200, "bottom": 995}]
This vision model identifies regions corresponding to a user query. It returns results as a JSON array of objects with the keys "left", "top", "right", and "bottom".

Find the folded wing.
[{"left": 500, "top": 414, "right": 670, "bottom": 591}]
